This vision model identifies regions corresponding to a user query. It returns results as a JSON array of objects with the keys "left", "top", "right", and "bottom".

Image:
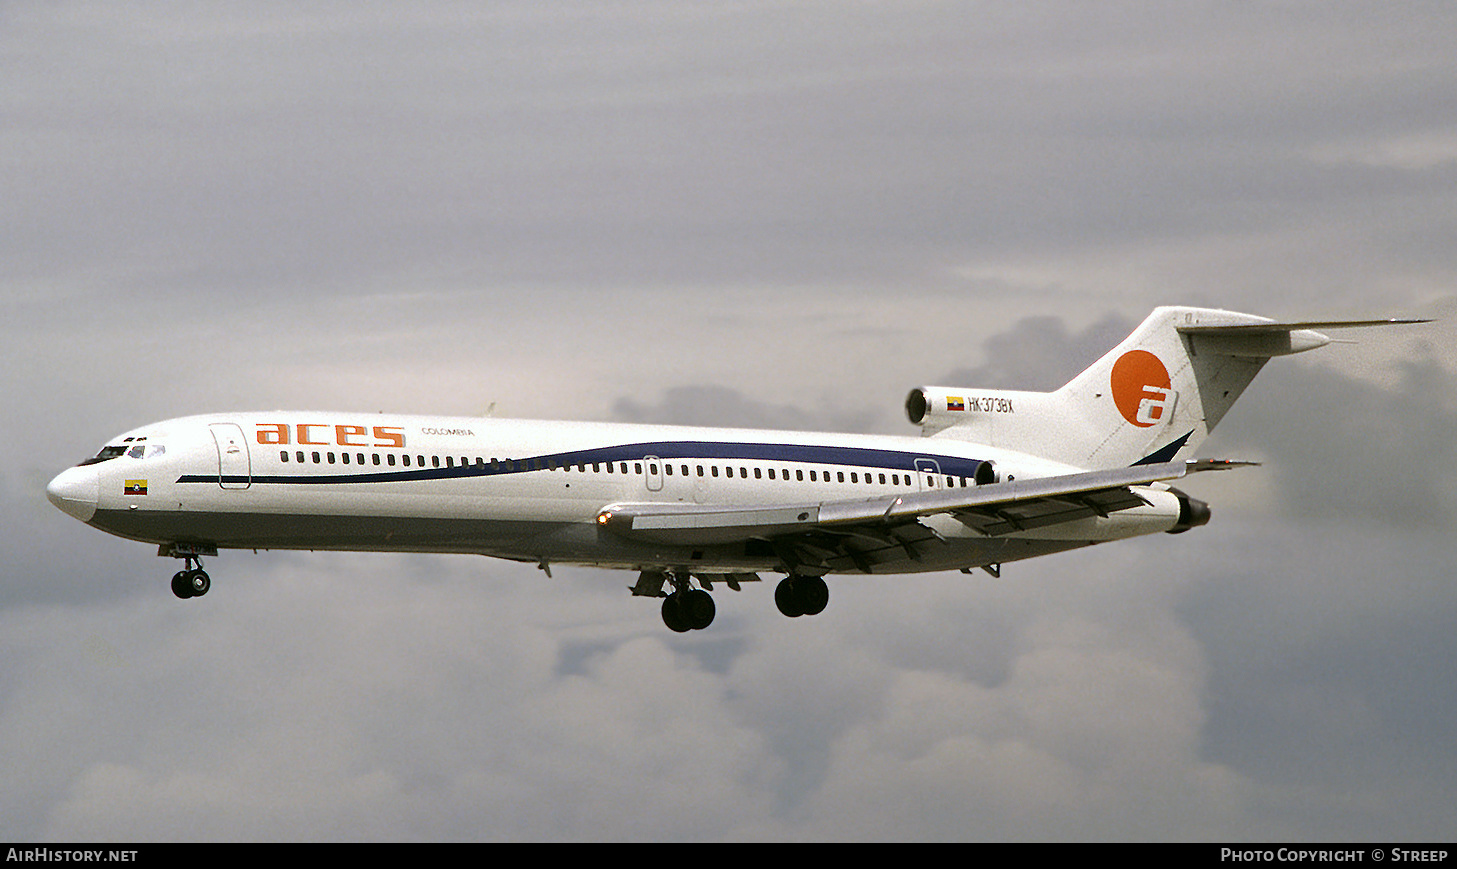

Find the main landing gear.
[
  {"left": 774, "top": 574, "right": 828, "bottom": 619},
  {"left": 633, "top": 570, "right": 830, "bottom": 631},
  {"left": 662, "top": 588, "right": 716, "bottom": 633},
  {"left": 161, "top": 543, "right": 217, "bottom": 600},
  {"left": 632, "top": 571, "right": 719, "bottom": 632}
]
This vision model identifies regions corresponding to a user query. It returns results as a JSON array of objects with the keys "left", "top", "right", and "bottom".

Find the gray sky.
[{"left": 3, "top": 1, "right": 1455, "bottom": 840}]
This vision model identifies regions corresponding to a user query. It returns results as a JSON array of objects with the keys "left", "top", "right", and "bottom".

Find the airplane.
[{"left": 46, "top": 306, "right": 1424, "bottom": 631}]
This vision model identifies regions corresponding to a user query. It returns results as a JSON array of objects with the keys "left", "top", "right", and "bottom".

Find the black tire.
[
  {"left": 681, "top": 589, "right": 716, "bottom": 630},
  {"left": 798, "top": 575, "right": 829, "bottom": 616},
  {"left": 775, "top": 577, "right": 804, "bottom": 618},
  {"left": 188, "top": 569, "right": 211, "bottom": 597},
  {"left": 171, "top": 571, "right": 194, "bottom": 599},
  {"left": 661, "top": 593, "right": 692, "bottom": 632}
]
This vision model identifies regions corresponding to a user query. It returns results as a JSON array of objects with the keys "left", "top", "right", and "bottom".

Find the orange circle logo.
[{"left": 1111, "top": 350, "right": 1172, "bottom": 428}]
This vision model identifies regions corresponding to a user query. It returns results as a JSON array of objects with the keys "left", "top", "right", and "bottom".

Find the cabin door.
[{"left": 209, "top": 423, "right": 252, "bottom": 490}]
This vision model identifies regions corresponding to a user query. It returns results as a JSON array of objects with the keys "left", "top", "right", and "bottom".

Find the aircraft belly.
[
  {"left": 84, "top": 507, "right": 767, "bottom": 569},
  {"left": 88, "top": 507, "right": 550, "bottom": 553}
]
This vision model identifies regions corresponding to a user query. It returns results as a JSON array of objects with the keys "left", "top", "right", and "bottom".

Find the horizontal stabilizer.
[{"left": 1177, "top": 318, "right": 1431, "bottom": 334}]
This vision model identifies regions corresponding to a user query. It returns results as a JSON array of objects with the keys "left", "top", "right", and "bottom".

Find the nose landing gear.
[
  {"left": 161, "top": 542, "right": 217, "bottom": 600},
  {"left": 171, "top": 566, "right": 211, "bottom": 599}
]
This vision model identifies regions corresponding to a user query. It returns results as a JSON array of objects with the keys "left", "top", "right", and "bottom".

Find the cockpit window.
[
  {"left": 79, "top": 446, "right": 128, "bottom": 466},
  {"left": 79, "top": 443, "right": 165, "bottom": 466}
]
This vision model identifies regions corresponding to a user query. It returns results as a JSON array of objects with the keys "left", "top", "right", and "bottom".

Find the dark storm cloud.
[
  {"left": 1216, "top": 339, "right": 1457, "bottom": 528},
  {"left": 937, "top": 313, "right": 1138, "bottom": 391}
]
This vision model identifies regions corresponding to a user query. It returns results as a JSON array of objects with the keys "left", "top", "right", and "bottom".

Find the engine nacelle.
[
  {"left": 1166, "top": 487, "right": 1212, "bottom": 534},
  {"left": 905, "top": 387, "right": 984, "bottom": 435}
]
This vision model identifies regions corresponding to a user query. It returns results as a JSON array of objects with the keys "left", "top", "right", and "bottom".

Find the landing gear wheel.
[
  {"left": 661, "top": 588, "right": 716, "bottom": 632},
  {"left": 662, "top": 594, "right": 692, "bottom": 633},
  {"left": 680, "top": 589, "right": 715, "bottom": 630},
  {"left": 775, "top": 577, "right": 803, "bottom": 618},
  {"left": 797, "top": 575, "right": 828, "bottom": 616},
  {"left": 164, "top": 548, "right": 215, "bottom": 600},
  {"left": 775, "top": 575, "right": 829, "bottom": 618}
]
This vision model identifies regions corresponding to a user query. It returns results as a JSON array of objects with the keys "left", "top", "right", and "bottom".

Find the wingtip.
[{"left": 1186, "top": 459, "right": 1261, "bottom": 472}]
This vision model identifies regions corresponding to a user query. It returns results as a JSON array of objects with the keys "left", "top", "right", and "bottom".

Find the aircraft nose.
[{"left": 46, "top": 465, "right": 99, "bottom": 523}]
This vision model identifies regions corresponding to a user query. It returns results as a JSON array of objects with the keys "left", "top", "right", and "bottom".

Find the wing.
[{"left": 596, "top": 460, "right": 1246, "bottom": 569}]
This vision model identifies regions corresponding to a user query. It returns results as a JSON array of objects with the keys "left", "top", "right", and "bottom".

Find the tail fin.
[{"left": 909, "top": 306, "right": 1426, "bottom": 468}]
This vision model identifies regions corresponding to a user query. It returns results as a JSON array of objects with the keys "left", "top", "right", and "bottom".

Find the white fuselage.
[{"left": 46, "top": 411, "right": 1186, "bottom": 578}]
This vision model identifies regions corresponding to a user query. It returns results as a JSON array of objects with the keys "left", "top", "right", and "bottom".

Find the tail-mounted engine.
[
  {"left": 905, "top": 387, "right": 973, "bottom": 435},
  {"left": 1166, "top": 487, "right": 1211, "bottom": 534}
]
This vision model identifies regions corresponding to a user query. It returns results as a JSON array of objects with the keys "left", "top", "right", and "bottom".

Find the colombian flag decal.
[
  {"left": 946, "top": 396, "right": 966, "bottom": 412},
  {"left": 124, "top": 480, "right": 148, "bottom": 496}
]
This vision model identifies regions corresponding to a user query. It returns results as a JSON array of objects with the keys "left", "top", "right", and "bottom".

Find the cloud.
[
  {"left": 613, "top": 384, "right": 876, "bottom": 433},
  {"left": 6, "top": 0, "right": 1457, "bottom": 843},
  {"left": 1217, "top": 340, "right": 1457, "bottom": 529}
]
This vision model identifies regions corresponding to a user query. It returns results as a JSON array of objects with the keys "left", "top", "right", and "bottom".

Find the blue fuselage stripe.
[{"left": 179, "top": 440, "right": 989, "bottom": 485}]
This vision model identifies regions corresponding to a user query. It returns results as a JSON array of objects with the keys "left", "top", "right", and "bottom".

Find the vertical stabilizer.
[{"left": 911, "top": 307, "right": 1421, "bottom": 469}]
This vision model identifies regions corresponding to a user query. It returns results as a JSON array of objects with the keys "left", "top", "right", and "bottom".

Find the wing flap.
[{"left": 597, "top": 460, "right": 1227, "bottom": 545}]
